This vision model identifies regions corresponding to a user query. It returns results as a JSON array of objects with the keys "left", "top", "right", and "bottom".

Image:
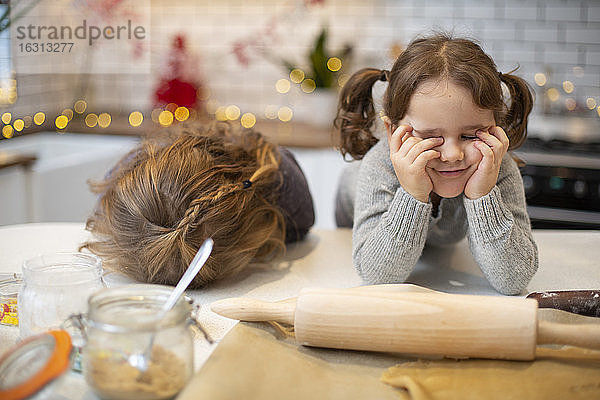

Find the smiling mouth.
[{"left": 435, "top": 168, "right": 467, "bottom": 177}]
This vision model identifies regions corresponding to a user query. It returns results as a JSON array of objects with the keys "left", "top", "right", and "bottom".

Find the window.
[{"left": 0, "top": 1, "right": 14, "bottom": 105}]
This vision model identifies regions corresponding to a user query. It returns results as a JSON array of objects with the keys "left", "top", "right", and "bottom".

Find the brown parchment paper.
[
  {"left": 176, "top": 321, "right": 402, "bottom": 400},
  {"left": 177, "top": 310, "right": 600, "bottom": 400}
]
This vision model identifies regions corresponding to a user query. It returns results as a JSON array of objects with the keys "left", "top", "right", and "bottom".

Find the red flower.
[
  {"left": 232, "top": 41, "right": 250, "bottom": 67},
  {"left": 154, "top": 78, "right": 198, "bottom": 108}
]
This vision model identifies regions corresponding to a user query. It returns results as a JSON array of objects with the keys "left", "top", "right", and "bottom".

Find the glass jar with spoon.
[
  {"left": 78, "top": 284, "right": 197, "bottom": 400},
  {"left": 72, "top": 237, "right": 213, "bottom": 400}
]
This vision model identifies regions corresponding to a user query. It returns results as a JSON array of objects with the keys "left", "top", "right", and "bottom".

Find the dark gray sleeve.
[
  {"left": 276, "top": 147, "right": 315, "bottom": 243},
  {"left": 335, "top": 161, "right": 361, "bottom": 228}
]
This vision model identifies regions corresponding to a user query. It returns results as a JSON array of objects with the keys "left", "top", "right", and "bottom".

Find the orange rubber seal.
[{"left": 0, "top": 330, "right": 72, "bottom": 400}]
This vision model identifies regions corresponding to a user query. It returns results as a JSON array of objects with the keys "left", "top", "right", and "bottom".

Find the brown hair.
[
  {"left": 81, "top": 122, "right": 285, "bottom": 288},
  {"left": 335, "top": 33, "right": 534, "bottom": 160}
]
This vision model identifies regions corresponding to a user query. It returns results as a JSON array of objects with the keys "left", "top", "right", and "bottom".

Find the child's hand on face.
[
  {"left": 464, "top": 126, "right": 510, "bottom": 199},
  {"left": 387, "top": 124, "right": 442, "bottom": 203}
]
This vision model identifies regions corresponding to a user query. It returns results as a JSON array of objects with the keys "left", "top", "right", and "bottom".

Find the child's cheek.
[{"left": 467, "top": 141, "right": 484, "bottom": 162}]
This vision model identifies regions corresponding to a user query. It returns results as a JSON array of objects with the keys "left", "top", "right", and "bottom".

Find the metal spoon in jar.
[{"left": 129, "top": 237, "right": 214, "bottom": 372}]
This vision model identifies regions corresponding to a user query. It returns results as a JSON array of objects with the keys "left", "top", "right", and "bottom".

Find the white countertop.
[{"left": 1, "top": 223, "right": 599, "bottom": 398}]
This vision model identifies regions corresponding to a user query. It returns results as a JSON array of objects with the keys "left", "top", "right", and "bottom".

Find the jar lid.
[{"left": 0, "top": 330, "right": 72, "bottom": 400}]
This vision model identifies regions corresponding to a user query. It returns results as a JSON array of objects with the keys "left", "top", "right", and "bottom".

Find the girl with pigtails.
[
  {"left": 82, "top": 122, "right": 314, "bottom": 288},
  {"left": 334, "top": 33, "right": 538, "bottom": 295}
]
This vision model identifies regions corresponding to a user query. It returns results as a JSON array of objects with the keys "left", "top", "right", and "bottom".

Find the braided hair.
[{"left": 81, "top": 122, "right": 285, "bottom": 288}]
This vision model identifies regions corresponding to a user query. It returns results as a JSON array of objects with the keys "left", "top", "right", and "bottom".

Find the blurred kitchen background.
[{"left": 0, "top": 0, "right": 599, "bottom": 229}]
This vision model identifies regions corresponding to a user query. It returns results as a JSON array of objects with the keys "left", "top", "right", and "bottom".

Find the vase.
[{"left": 292, "top": 88, "right": 339, "bottom": 129}]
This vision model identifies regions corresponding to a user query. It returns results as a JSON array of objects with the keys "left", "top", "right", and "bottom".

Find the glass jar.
[
  {"left": 18, "top": 253, "right": 105, "bottom": 338},
  {"left": 0, "top": 274, "right": 22, "bottom": 327},
  {"left": 0, "top": 330, "right": 72, "bottom": 400},
  {"left": 81, "top": 284, "right": 194, "bottom": 400}
]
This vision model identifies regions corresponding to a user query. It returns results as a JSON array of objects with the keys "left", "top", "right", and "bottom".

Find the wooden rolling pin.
[{"left": 211, "top": 286, "right": 600, "bottom": 361}]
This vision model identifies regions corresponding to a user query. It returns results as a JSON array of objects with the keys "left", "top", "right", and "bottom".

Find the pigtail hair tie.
[
  {"left": 242, "top": 179, "right": 252, "bottom": 189},
  {"left": 379, "top": 69, "right": 389, "bottom": 82},
  {"left": 498, "top": 71, "right": 503, "bottom": 80}
]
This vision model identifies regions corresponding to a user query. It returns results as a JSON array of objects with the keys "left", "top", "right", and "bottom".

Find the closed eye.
[
  {"left": 461, "top": 135, "right": 478, "bottom": 140},
  {"left": 413, "top": 131, "right": 442, "bottom": 140}
]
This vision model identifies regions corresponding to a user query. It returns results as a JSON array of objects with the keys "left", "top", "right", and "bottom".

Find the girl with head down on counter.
[
  {"left": 82, "top": 122, "right": 314, "bottom": 288},
  {"left": 334, "top": 33, "right": 538, "bottom": 295}
]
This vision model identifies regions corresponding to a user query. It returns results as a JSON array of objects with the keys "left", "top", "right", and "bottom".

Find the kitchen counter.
[
  {"left": 0, "top": 223, "right": 599, "bottom": 398},
  {"left": 17, "top": 117, "right": 338, "bottom": 149}
]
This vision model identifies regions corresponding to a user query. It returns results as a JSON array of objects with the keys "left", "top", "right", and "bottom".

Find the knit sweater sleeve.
[
  {"left": 463, "top": 153, "right": 539, "bottom": 295},
  {"left": 352, "top": 140, "right": 432, "bottom": 284}
]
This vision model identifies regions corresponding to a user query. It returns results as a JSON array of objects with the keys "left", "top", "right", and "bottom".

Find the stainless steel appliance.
[{"left": 514, "top": 116, "right": 600, "bottom": 229}]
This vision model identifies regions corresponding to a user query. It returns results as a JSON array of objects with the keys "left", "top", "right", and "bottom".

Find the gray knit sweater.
[{"left": 336, "top": 139, "right": 538, "bottom": 295}]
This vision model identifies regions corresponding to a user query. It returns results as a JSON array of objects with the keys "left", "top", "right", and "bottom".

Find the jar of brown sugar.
[{"left": 76, "top": 284, "right": 196, "bottom": 400}]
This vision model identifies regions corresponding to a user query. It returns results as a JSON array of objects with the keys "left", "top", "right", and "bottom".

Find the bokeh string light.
[{"left": 4, "top": 65, "right": 598, "bottom": 143}]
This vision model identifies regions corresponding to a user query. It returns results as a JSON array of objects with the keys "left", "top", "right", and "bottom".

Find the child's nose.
[{"left": 438, "top": 141, "right": 464, "bottom": 163}]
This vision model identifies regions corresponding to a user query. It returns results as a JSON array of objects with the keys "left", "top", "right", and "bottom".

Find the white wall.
[
  {"left": 0, "top": 133, "right": 139, "bottom": 226},
  {"left": 3, "top": 0, "right": 599, "bottom": 128}
]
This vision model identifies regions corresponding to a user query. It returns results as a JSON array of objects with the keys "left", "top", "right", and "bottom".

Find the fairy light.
[
  {"left": 158, "top": 110, "right": 173, "bottom": 126},
  {"left": 7, "top": 79, "right": 16, "bottom": 104},
  {"left": 565, "top": 98, "right": 576, "bottom": 111},
  {"left": 562, "top": 81, "right": 574, "bottom": 94},
  {"left": 290, "top": 69, "right": 305, "bottom": 83},
  {"left": 151, "top": 109, "right": 162, "bottom": 123},
  {"left": 98, "top": 113, "right": 111, "bottom": 128},
  {"left": 215, "top": 106, "right": 227, "bottom": 121},
  {"left": 85, "top": 113, "right": 98, "bottom": 128},
  {"left": 198, "top": 87, "right": 210, "bottom": 101},
  {"left": 240, "top": 112, "right": 256, "bottom": 128},
  {"left": 276, "top": 79, "right": 291, "bottom": 94},
  {"left": 2, "top": 125, "right": 13, "bottom": 138},
  {"left": 264, "top": 105, "right": 278, "bottom": 120},
  {"left": 1, "top": 112, "right": 11, "bottom": 124},
  {"left": 206, "top": 99, "right": 219, "bottom": 114},
  {"left": 174, "top": 106, "right": 189, "bottom": 122},
  {"left": 74, "top": 100, "right": 87, "bottom": 114},
  {"left": 573, "top": 66, "right": 584, "bottom": 78},
  {"left": 7, "top": 88, "right": 16, "bottom": 103},
  {"left": 547, "top": 88, "right": 560, "bottom": 102},
  {"left": 23, "top": 115, "right": 32, "bottom": 128},
  {"left": 225, "top": 105, "right": 241, "bottom": 120},
  {"left": 338, "top": 73, "right": 349, "bottom": 88},
  {"left": 597, "top": 106, "right": 600, "bottom": 118},
  {"left": 129, "top": 111, "right": 143, "bottom": 127},
  {"left": 586, "top": 98, "right": 597, "bottom": 110},
  {"left": 166, "top": 103, "right": 178, "bottom": 113},
  {"left": 301, "top": 79, "right": 316, "bottom": 93},
  {"left": 534, "top": 73, "right": 547, "bottom": 86},
  {"left": 33, "top": 112, "right": 45, "bottom": 125},
  {"left": 327, "top": 57, "right": 342, "bottom": 72},
  {"left": 13, "top": 119, "right": 24, "bottom": 132},
  {"left": 55, "top": 115, "right": 68, "bottom": 129},
  {"left": 278, "top": 106, "right": 293, "bottom": 122},
  {"left": 62, "top": 109, "right": 74, "bottom": 121}
]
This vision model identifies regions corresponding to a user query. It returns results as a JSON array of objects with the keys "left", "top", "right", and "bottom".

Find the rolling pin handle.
[
  {"left": 537, "top": 320, "right": 600, "bottom": 350},
  {"left": 210, "top": 297, "right": 296, "bottom": 325}
]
